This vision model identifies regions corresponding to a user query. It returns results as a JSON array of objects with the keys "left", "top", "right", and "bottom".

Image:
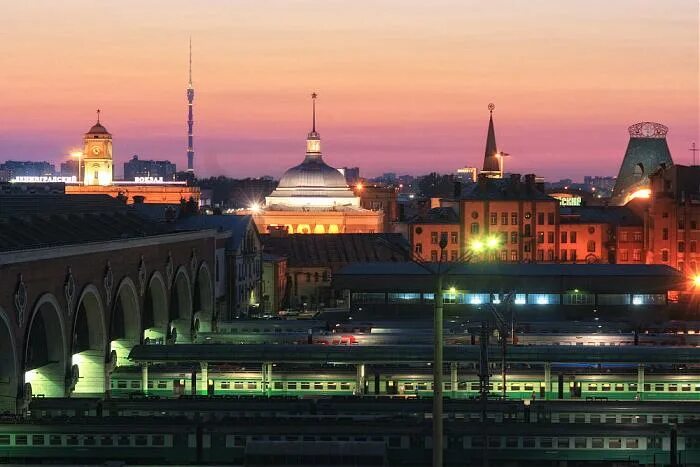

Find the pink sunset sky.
[{"left": 1, "top": 0, "right": 698, "bottom": 180}]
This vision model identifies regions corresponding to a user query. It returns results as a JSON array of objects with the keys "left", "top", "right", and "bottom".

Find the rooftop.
[
  {"left": 261, "top": 233, "right": 409, "bottom": 268},
  {"left": 0, "top": 194, "right": 171, "bottom": 252},
  {"left": 408, "top": 207, "right": 459, "bottom": 224},
  {"left": 460, "top": 175, "right": 555, "bottom": 201}
]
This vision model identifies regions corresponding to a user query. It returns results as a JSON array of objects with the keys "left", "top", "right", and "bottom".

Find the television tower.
[{"left": 186, "top": 37, "right": 195, "bottom": 173}]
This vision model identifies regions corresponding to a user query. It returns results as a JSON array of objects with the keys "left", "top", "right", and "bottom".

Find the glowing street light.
[
  {"left": 70, "top": 150, "right": 83, "bottom": 183},
  {"left": 249, "top": 202, "right": 262, "bottom": 213},
  {"left": 486, "top": 235, "right": 500, "bottom": 250},
  {"left": 693, "top": 275, "right": 700, "bottom": 287}
]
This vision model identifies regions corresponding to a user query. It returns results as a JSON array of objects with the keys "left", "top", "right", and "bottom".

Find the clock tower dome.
[{"left": 82, "top": 110, "right": 113, "bottom": 186}]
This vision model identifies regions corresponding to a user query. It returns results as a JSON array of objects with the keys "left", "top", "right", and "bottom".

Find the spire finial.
[
  {"left": 188, "top": 36, "right": 192, "bottom": 85},
  {"left": 488, "top": 103, "right": 495, "bottom": 115},
  {"left": 96, "top": 109, "right": 101, "bottom": 124},
  {"left": 311, "top": 92, "right": 317, "bottom": 132}
]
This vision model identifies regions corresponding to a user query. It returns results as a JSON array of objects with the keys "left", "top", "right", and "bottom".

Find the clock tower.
[{"left": 82, "top": 110, "right": 113, "bottom": 186}]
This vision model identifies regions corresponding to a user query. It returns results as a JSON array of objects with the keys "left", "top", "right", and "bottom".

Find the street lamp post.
[{"left": 70, "top": 151, "right": 83, "bottom": 183}]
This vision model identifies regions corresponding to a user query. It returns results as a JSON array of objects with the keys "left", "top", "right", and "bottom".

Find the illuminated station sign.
[
  {"left": 10, "top": 176, "right": 77, "bottom": 184},
  {"left": 134, "top": 176, "right": 164, "bottom": 183},
  {"left": 550, "top": 193, "right": 582, "bottom": 206}
]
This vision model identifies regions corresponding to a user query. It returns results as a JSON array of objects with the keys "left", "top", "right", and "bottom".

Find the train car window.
[
  {"left": 234, "top": 382, "right": 244, "bottom": 390},
  {"left": 273, "top": 382, "right": 283, "bottom": 390},
  {"left": 417, "top": 384, "right": 427, "bottom": 391},
  {"left": 14, "top": 435, "right": 27, "bottom": 445},
  {"left": 488, "top": 384, "right": 493, "bottom": 391},
  {"left": 615, "top": 384, "right": 624, "bottom": 391},
  {"left": 629, "top": 383, "right": 637, "bottom": 392},
  {"left": 301, "top": 383, "right": 310, "bottom": 390},
  {"left": 557, "top": 438, "right": 569, "bottom": 448},
  {"left": 524, "top": 383, "right": 534, "bottom": 391},
  {"left": 0, "top": 435, "right": 10, "bottom": 445},
  {"left": 558, "top": 414, "right": 570, "bottom": 423},
  {"left": 574, "top": 438, "right": 587, "bottom": 449},
  {"left": 32, "top": 435, "right": 44, "bottom": 445},
  {"left": 471, "top": 383, "right": 480, "bottom": 391},
  {"left": 247, "top": 382, "right": 257, "bottom": 390},
  {"left": 313, "top": 382, "right": 323, "bottom": 390},
  {"left": 511, "top": 384, "right": 520, "bottom": 391},
  {"left": 668, "top": 384, "right": 678, "bottom": 392},
  {"left": 605, "top": 416, "right": 616, "bottom": 424},
  {"left": 587, "top": 384, "right": 597, "bottom": 391},
  {"left": 118, "top": 436, "right": 130, "bottom": 446},
  {"left": 405, "top": 383, "right": 414, "bottom": 391},
  {"left": 574, "top": 414, "right": 585, "bottom": 424},
  {"left": 269, "top": 436, "right": 282, "bottom": 441},
  {"left": 523, "top": 438, "right": 535, "bottom": 448},
  {"left": 158, "top": 381, "right": 167, "bottom": 389},
  {"left": 621, "top": 416, "right": 632, "bottom": 424},
  {"left": 152, "top": 435, "right": 165, "bottom": 446},
  {"left": 285, "top": 436, "right": 299, "bottom": 441},
  {"left": 652, "top": 415, "right": 663, "bottom": 424},
  {"left": 602, "top": 384, "right": 611, "bottom": 392},
  {"left": 590, "top": 415, "right": 601, "bottom": 424},
  {"left": 130, "top": 381, "right": 140, "bottom": 389},
  {"left": 682, "top": 384, "right": 691, "bottom": 392},
  {"left": 148, "top": 381, "right": 154, "bottom": 389},
  {"left": 655, "top": 384, "right": 665, "bottom": 391},
  {"left": 135, "top": 435, "right": 148, "bottom": 446},
  {"left": 221, "top": 382, "right": 230, "bottom": 389},
  {"left": 608, "top": 438, "right": 622, "bottom": 448},
  {"left": 506, "top": 437, "right": 518, "bottom": 448},
  {"left": 82, "top": 436, "right": 95, "bottom": 446},
  {"left": 487, "top": 437, "right": 501, "bottom": 448},
  {"left": 644, "top": 384, "right": 651, "bottom": 391},
  {"left": 647, "top": 436, "right": 662, "bottom": 448},
  {"left": 591, "top": 438, "right": 604, "bottom": 448},
  {"left": 327, "top": 383, "right": 337, "bottom": 390},
  {"left": 67, "top": 435, "right": 79, "bottom": 446},
  {"left": 117, "top": 381, "right": 128, "bottom": 389},
  {"left": 668, "top": 416, "right": 678, "bottom": 424},
  {"left": 287, "top": 382, "right": 297, "bottom": 390},
  {"left": 100, "top": 436, "right": 113, "bottom": 446},
  {"left": 444, "top": 383, "right": 451, "bottom": 391},
  {"left": 540, "top": 438, "right": 552, "bottom": 448},
  {"left": 695, "top": 385, "right": 700, "bottom": 391},
  {"left": 340, "top": 383, "right": 350, "bottom": 390},
  {"left": 458, "top": 382, "right": 467, "bottom": 390}
]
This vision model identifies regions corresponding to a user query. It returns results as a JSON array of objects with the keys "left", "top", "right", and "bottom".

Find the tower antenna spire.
[
  {"left": 311, "top": 92, "right": 317, "bottom": 132},
  {"left": 186, "top": 38, "right": 195, "bottom": 173},
  {"left": 96, "top": 108, "right": 101, "bottom": 124},
  {"left": 691, "top": 142, "right": 699, "bottom": 166}
]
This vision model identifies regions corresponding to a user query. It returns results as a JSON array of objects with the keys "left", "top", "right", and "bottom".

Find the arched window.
[{"left": 633, "top": 163, "right": 644, "bottom": 179}]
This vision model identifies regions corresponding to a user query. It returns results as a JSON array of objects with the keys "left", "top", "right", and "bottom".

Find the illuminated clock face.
[{"left": 91, "top": 146, "right": 101, "bottom": 156}]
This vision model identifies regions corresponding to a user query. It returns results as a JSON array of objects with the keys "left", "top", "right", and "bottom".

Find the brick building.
[{"left": 407, "top": 207, "right": 460, "bottom": 261}]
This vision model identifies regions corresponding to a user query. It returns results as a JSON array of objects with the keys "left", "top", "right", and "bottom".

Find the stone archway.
[
  {"left": 110, "top": 278, "right": 141, "bottom": 367},
  {"left": 313, "top": 225, "right": 325, "bottom": 234},
  {"left": 193, "top": 262, "right": 214, "bottom": 335},
  {"left": 72, "top": 286, "right": 107, "bottom": 396},
  {"left": 169, "top": 267, "right": 193, "bottom": 343},
  {"left": 0, "top": 308, "right": 18, "bottom": 412},
  {"left": 144, "top": 272, "right": 169, "bottom": 343},
  {"left": 25, "top": 294, "right": 67, "bottom": 398}
]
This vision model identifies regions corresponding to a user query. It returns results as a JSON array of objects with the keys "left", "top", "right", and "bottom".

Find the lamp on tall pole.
[
  {"left": 70, "top": 150, "right": 83, "bottom": 183},
  {"left": 379, "top": 233, "right": 502, "bottom": 467}
]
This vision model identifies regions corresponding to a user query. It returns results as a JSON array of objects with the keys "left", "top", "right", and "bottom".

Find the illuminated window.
[
  {"left": 511, "top": 213, "right": 518, "bottom": 225},
  {"left": 490, "top": 212, "right": 497, "bottom": 225},
  {"left": 431, "top": 232, "right": 438, "bottom": 244},
  {"left": 620, "top": 250, "right": 629, "bottom": 261},
  {"left": 431, "top": 250, "right": 438, "bottom": 261},
  {"left": 415, "top": 243, "right": 422, "bottom": 254},
  {"left": 537, "top": 232, "right": 544, "bottom": 244},
  {"left": 450, "top": 250, "right": 458, "bottom": 261},
  {"left": 510, "top": 232, "right": 517, "bottom": 244},
  {"left": 501, "top": 212, "right": 508, "bottom": 225},
  {"left": 661, "top": 250, "right": 669, "bottom": 262},
  {"left": 470, "top": 223, "right": 479, "bottom": 234},
  {"left": 620, "top": 231, "right": 628, "bottom": 242},
  {"left": 510, "top": 250, "right": 518, "bottom": 261},
  {"left": 587, "top": 241, "right": 596, "bottom": 252},
  {"left": 500, "top": 250, "right": 507, "bottom": 261},
  {"left": 450, "top": 232, "right": 458, "bottom": 244},
  {"left": 632, "top": 249, "right": 641, "bottom": 261},
  {"left": 633, "top": 231, "right": 642, "bottom": 241}
]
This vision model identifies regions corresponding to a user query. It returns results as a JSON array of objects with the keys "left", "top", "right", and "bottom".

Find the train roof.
[{"left": 129, "top": 343, "right": 700, "bottom": 365}]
